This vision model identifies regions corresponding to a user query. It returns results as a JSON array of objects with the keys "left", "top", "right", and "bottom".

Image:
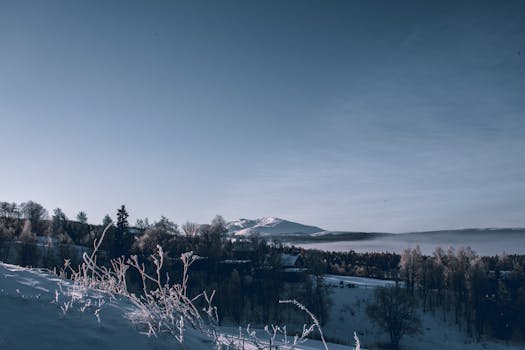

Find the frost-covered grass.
[{"left": 0, "top": 262, "right": 211, "bottom": 350}]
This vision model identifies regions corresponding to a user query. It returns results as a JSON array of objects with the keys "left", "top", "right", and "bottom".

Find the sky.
[{"left": 0, "top": 0, "right": 524, "bottom": 233}]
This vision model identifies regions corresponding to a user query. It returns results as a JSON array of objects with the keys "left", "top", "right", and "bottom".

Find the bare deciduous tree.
[
  {"left": 181, "top": 221, "right": 199, "bottom": 237},
  {"left": 20, "top": 201, "right": 48, "bottom": 235},
  {"left": 366, "top": 285, "right": 421, "bottom": 349}
]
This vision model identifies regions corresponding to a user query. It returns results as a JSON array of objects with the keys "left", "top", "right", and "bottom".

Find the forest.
[{"left": 1, "top": 200, "right": 525, "bottom": 346}]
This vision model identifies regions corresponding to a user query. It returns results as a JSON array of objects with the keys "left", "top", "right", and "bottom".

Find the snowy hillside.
[
  {"left": 227, "top": 217, "right": 324, "bottom": 237},
  {"left": 320, "top": 275, "right": 521, "bottom": 350},
  {"left": 0, "top": 262, "right": 211, "bottom": 350},
  {"left": 0, "top": 262, "right": 355, "bottom": 350}
]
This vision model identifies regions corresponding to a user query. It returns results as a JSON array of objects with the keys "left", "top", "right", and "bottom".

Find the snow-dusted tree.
[
  {"left": 0, "top": 201, "right": 20, "bottom": 230},
  {"left": 181, "top": 221, "right": 199, "bottom": 237},
  {"left": 76, "top": 211, "right": 88, "bottom": 224},
  {"left": 465, "top": 257, "right": 488, "bottom": 339},
  {"left": 210, "top": 215, "right": 227, "bottom": 235},
  {"left": 135, "top": 217, "right": 150, "bottom": 229},
  {"left": 20, "top": 201, "right": 48, "bottom": 235},
  {"left": 134, "top": 217, "right": 180, "bottom": 254},
  {"left": 154, "top": 216, "right": 178, "bottom": 235},
  {"left": 399, "top": 246, "right": 423, "bottom": 295},
  {"left": 102, "top": 214, "right": 113, "bottom": 226},
  {"left": 49, "top": 207, "right": 75, "bottom": 245},
  {"left": 18, "top": 219, "right": 38, "bottom": 266},
  {"left": 0, "top": 201, "right": 19, "bottom": 260},
  {"left": 51, "top": 208, "right": 68, "bottom": 234}
]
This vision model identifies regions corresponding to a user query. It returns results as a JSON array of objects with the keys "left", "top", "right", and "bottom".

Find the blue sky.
[{"left": 1, "top": 1, "right": 524, "bottom": 232}]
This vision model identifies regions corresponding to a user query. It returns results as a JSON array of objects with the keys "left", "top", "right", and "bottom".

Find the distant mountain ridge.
[
  {"left": 226, "top": 217, "right": 525, "bottom": 240},
  {"left": 226, "top": 217, "right": 324, "bottom": 236},
  {"left": 307, "top": 227, "right": 525, "bottom": 240}
]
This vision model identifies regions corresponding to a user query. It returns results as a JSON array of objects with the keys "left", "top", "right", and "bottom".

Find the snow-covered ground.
[
  {"left": 219, "top": 325, "right": 356, "bottom": 350},
  {"left": 0, "top": 262, "right": 354, "bottom": 350},
  {"left": 0, "top": 262, "right": 213, "bottom": 350},
  {"left": 319, "top": 275, "right": 523, "bottom": 350},
  {"left": 323, "top": 274, "right": 399, "bottom": 289}
]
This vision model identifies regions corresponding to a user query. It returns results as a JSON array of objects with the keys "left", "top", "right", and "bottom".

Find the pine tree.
[
  {"left": 112, "top": 205, "right": 129, "bottom": 257},
  {"left": 116, "top": 205, "right": 129, "bottom": 231}
]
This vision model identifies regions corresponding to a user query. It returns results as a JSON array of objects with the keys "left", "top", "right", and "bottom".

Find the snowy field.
[
  {"left": 318, "top": 275, "right": 522, "bottom": 350},
  {"left": 323, "top": 275, "right": 399, "bottom": 289},
  {"left": 217, "top": 275, "right": 523, "bottom": 350}
]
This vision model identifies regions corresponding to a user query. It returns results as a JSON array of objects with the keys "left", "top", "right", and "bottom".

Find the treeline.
[
  {"left": 0, "top": 200, "right": 329, "bottom": 327},
  {"left": 287, "top": 247, "right": 401, "bottom": 280},
  {"left": 399, "top": 246, "right": 525, "bottom": 343},
  {"left": 0, "top": 201, "right": 96, "bottom": 266}
]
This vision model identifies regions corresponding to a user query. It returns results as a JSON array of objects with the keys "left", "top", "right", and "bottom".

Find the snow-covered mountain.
[{"left": 226, "top": 217, "right": 324, "bottom": 237}]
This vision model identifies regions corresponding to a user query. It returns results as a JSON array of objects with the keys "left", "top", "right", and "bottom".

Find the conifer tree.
[
  {"left": 113, "top": 205, "right": 129, "bottom": 257},
  {"left": 116, "top": 205, "right": 129, "bottom": 232}
]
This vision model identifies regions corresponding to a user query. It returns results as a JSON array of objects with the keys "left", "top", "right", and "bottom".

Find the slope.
[
  {"left": 227, "top": 217, "right": 324, "bottom": 236},
  {"left": 0, "top": 262, "right": 211, "bottom": 350}
]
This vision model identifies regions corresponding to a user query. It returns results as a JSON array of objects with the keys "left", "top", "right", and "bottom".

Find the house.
[
  {"left": 279, "top": 253, "right": 308, "bottom": 282},
  {"left": 280, "top": 253, "right": 305, "bottom": 269}
]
